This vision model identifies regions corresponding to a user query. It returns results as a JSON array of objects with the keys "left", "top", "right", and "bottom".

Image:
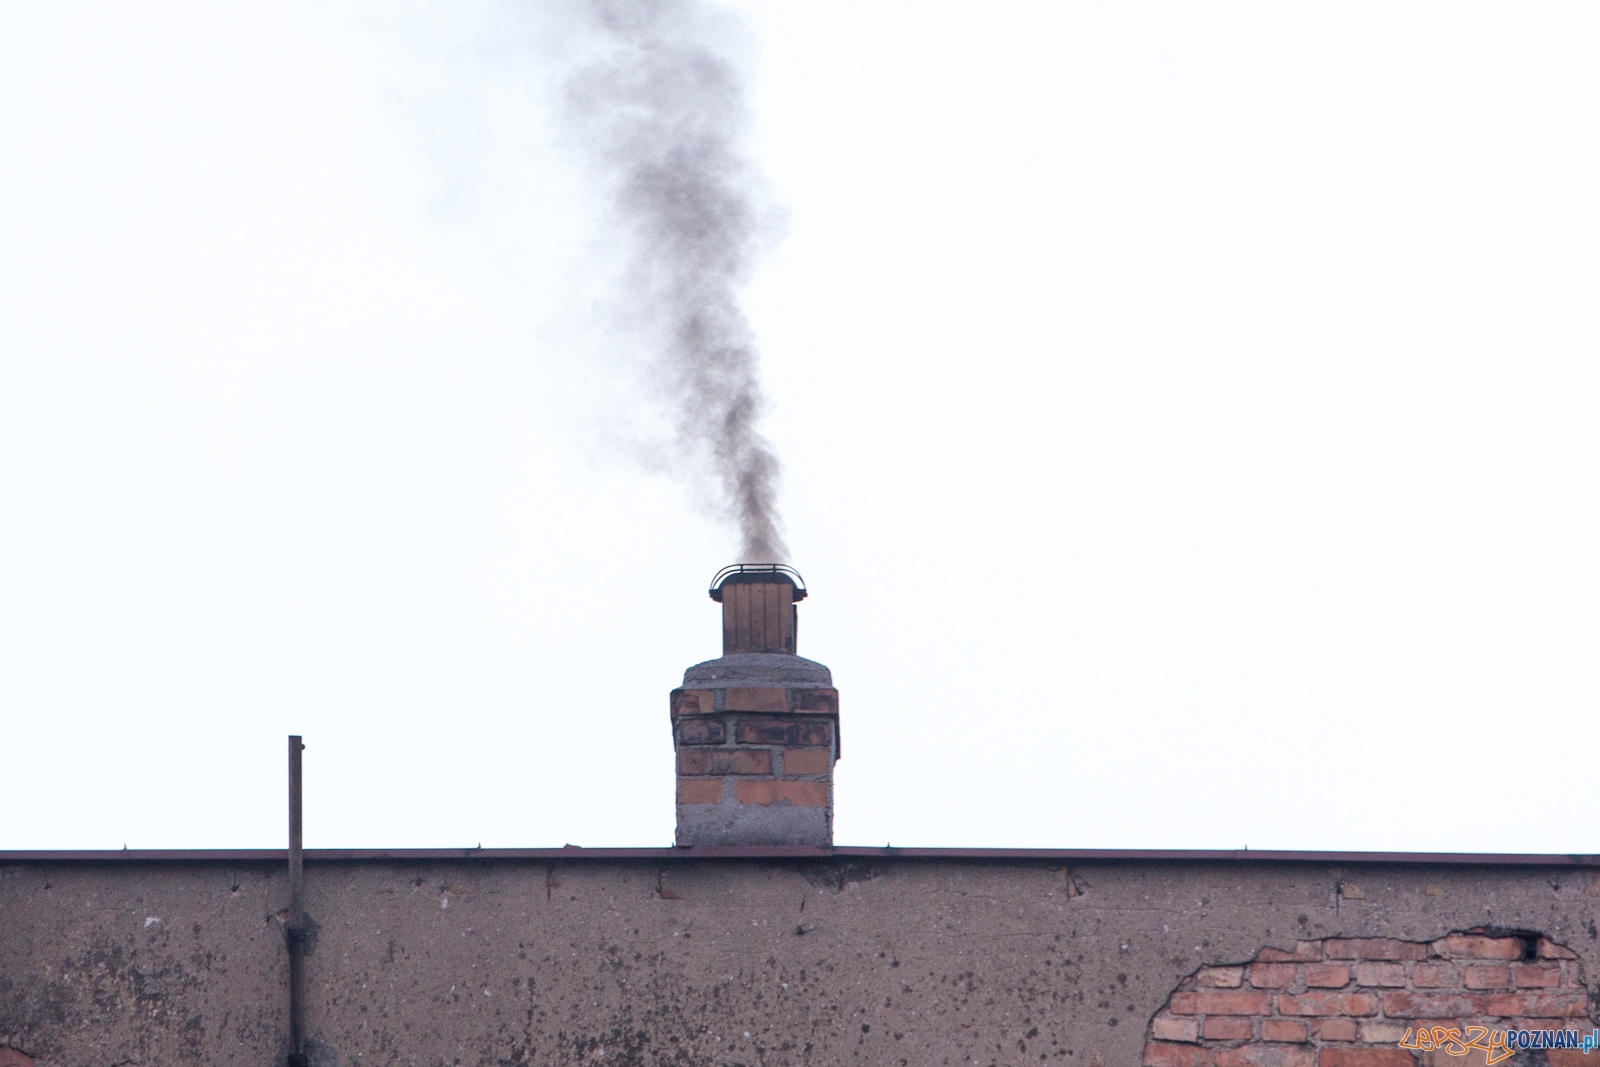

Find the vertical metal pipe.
[{"left": 287, "top": 735, "right": 307, "bottom": 1067}]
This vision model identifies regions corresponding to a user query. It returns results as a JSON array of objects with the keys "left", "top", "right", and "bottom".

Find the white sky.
[{"left": 3, "top": 3, "right": 1597, "bottom": 853}]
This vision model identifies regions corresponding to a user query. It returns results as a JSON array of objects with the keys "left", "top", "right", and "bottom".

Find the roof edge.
[{"left": 3, "top": 846, "right": 1599, "bottom": 866}]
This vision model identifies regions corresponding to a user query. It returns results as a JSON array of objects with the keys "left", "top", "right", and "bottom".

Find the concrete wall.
[{"left": 4, "top": 856, "right": 1599, "bottom": 1066}]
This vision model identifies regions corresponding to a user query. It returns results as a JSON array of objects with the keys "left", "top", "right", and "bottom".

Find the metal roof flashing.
[{"left": 3, "top": 846, "right": 1599, "bottom": 866}]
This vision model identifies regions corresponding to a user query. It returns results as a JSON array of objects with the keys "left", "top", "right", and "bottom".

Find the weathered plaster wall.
[{"left": 4, "top": 858, "right": 1599, "bottom": 1067}]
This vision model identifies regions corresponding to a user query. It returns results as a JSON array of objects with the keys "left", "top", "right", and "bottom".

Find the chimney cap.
[{"left": 708, "top": 563, "right": 807, "bottom": 602}]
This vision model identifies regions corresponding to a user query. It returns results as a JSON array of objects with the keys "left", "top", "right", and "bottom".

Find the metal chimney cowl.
[{"left": 669, "top": 565, "right": 839, "bottom": 848}]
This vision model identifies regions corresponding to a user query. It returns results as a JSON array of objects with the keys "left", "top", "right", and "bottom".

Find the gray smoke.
[{"left": 562, "top": 0, "right": 786, "bottom": 563}]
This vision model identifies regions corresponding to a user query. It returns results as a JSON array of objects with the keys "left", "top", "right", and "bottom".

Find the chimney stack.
[{"left": 670, "top": 565, "right": 839, "bottom": 847}]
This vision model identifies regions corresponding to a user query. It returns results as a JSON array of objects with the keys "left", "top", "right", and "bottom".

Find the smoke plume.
[{"left": 561, "top": 0, "right": 786, "bottom": 563}]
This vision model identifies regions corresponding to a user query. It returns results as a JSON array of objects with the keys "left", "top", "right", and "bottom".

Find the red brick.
[
  {"left": 1152, "top": 1016, "right": 1199, "bottom": 1043},
  {"left": 1486, "top": 993, "right": 1589, "bottom": 1017},
  {"left": 724, "top": 687, "right": 788, "bottom": 712},
  {"left": 793, "top": 688, "right": 839, "bottom": 713},
  {"left": 1379, "top": 992, "right": 1485, "bottom": 1018},
  {"left": 1257, "top": 942, "right": 1323, "bottom": 962},
  {"left": 1262, "top": 1020, "right": 1310, "bottom": 1043},
  {"left": 792, "top": 720, "right": 833, "bottom": 745},
  {"left": 670, "top": 688, "right": 715, "bottom": 716},
  {"left": 1214, "top": 1046, "right": 1312, "bottom": 1067},
  {"left": 1352, "top": 963, "right": 1404, "bottom": 988},
  {"left": 1432, "top": 935, "right": 1523, "bottom": 960},
  {"left": 1199, "top": 966, "right": 1246, "bottom": 988},
  {"left": 733, "top": 719, "right": 835, "bottom": 746},
  {"left": 1144, "top": 1042, "right": 1208, "bottom": 1067},
  {"left": 735, "top": 720, "right": 793, "bottom": 745},
  {"left": 1325, "top": 939, "right": 1427, "bottom": 961},
  {"left": 1356, "top": 1022, "right": 1407, "bottom": 1044},
  {"left": 1277, "top": 993, "right": 1378, "bottom": 1017},
  {"left": 676, "top": 778, "right": 722, "bottom": 805},
  {"left": 734, "top": 780, "right": 827, "bottom": 807},
  {"left": 1204, "top": 1017, "right": 1253, "bottom": 1041},
  {"left": 1171, "top": 991, "right": 1273, "bottom": 1016},
  {"left": 1305, "top": 964, "right": 1352, "bottom": 988},
  {"left": 1318, "top": 1049, "right": 1416, "bottom": 1067},
  {"left": 677, "top": 749, "right": 770, "bottom": 776},
  {"left": 1549, "top": 1052, "right": 1593, "bottom": 1067},
  {"left": 1410, "top": 964, "right": 1459, "bottom": 988},
  {"left": 1312, "top": 1018, "right": 1359, "bottom": 1042},
  {"left": 1518, "top": 1018, "right": 1576, "bottom": 1031},
  {"left": 1512, "top": 964, "right": 1561, "bottom": 988},
  {"left": 781, "top": 748, "right": 832, "bottom": 776},
  {"left": 1538, "top": 939, "right": 1579, "bottom": 960},
  {"left": 1249, "top": 964, "right": 1296, "bottom": 988},
  {"left": 1463, "top": 965, "right": 1509, "bottom": 989},
  {"left": 677, "top": 719, "right": 726, "bottom": 745}
]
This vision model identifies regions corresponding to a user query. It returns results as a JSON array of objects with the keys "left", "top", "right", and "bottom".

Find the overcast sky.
[{"left": 3, "top": 2, "right": 1597, "bottom": 854}]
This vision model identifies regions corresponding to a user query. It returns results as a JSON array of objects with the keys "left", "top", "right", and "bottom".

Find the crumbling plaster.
[{"left": 3, "top": 858, "right": 1598, "bottom": 1066}]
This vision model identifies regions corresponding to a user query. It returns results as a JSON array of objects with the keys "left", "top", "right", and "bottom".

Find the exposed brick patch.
[
  {"left": 677, "top": 749, "right": 770, "bottom": 776},
  {"left": 1146, "top": 932, "right": 1591, "bottom": 1067},
  {"left": 734, "top": 780, "right": 827, "bottom": 807}
]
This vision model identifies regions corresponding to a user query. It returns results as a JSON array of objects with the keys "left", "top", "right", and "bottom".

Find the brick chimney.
[{"left": 670, "top": 565, "right": 840, "bottom": 847}]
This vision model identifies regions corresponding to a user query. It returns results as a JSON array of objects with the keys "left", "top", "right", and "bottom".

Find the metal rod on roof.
[{"left": 287, "top": 735, "right": 308, "bottom": 1067}]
